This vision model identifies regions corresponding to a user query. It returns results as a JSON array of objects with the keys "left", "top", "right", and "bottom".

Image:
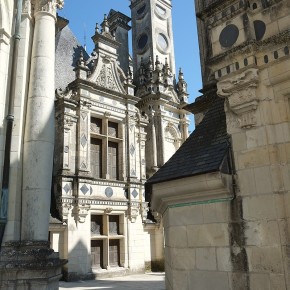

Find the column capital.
[{"left": 34, "top": 0, "right": 64, "bottom": 17}]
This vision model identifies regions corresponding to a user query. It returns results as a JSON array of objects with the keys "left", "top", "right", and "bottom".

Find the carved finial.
[
  {"left": 177, "top": 67, "right": 188, "bottom": 102},
  {"left": 128, "top": 67, "right": 133, "bottom": 84},
  {"left": 77, "top": 50, "right": 85, "bottom": 67},
  {"left": 165, "top": 57, "right": 169, "bottom": 67},
  {"left": 95, "top": 23, "right": 100, "bottom": 34},
  {"left": 148, "top": 56, "right": 153, "bottom": 70},
  {"left": 155, "top": 55, "right": 161, "bottom": 70},
  {"left": 178, "top": 68, "right": 184, "bottom": 80},
  {"left": 102, "top": 14, "right": 110, "bottom": 33}
]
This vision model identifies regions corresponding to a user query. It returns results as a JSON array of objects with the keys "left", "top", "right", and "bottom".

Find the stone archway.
[{"left": 164, "top": 123, "right": 180, "bottom": 163}]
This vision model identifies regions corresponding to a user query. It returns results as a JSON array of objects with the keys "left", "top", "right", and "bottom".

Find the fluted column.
[{"left": 21, "top": 0, "right": 64, "bottom": 241}]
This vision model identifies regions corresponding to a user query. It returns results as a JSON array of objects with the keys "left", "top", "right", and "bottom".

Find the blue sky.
[{"left": 58, "top": 1, "right": 202, "bottom": 132}]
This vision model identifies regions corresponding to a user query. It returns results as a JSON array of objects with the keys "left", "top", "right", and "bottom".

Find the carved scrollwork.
[{"left": 217, "top": 68, "right": 260, "bottom": 129}]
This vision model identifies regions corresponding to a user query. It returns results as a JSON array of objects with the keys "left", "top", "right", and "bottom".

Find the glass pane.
[
  {"left": 109, "top": 215, "right": 119, "bottom": 235},
  {"left": 91, "top": 215, "right": 103, "bottom": 235},
  {"left": 108, "top": 121, "right": 118, "bottom": 137},
  {"left": 91, "top": 117, "right": 102, "bottom": 134}
]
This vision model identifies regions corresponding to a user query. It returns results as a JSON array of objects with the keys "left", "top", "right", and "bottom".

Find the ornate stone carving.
[
  {"left": 141, "top": 202, "right": 149, "bottom": 222},
  {"left": 57, "top": 198, "right": 72, "bottom": 222},
  {"left": 129, "top": 202, "right": 139, "bottom": 223},
  {"left": 217, "top": 68, "right": 259, "bottom": 129},
  {"left": 72, "top": 200, "right": 91, "bottom": 223},
  {"left": 23, "top": 0, "right": 32, "bottom": 15},
  {"left": 104, "top": 208, "right": 113, "bottom": 214},
  {"left": 34, "top": 0, "right": 64, "bottom": 16},
  {"left": 152, "top": 210, "right": 162, "bottom": 226}
]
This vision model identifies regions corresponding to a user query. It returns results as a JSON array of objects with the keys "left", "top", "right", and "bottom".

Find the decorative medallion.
[
  {"left": 64, "top": 146, "right": 69, "bottom": 153},
  {"left": 132, "top": 189, "right": 138, "bottom": 198},
  {"left": 105, "top": 187, "right": 114, "bottom": 198},
  {"left": 81, "top": 134, "right": 87, "bottom": 148},
  {"left": 63, "top": 183, "right": 71, "bottom": 194},
  {"left": 80, "top": 184, "right": 89, "bottom": 195},
  {"left": 81, "top": 111, "right": 87, "bottom": 120},
  {"left": 80, "top": 162, "right": 87, "bottom": 169},
  {"left": 130, "top": 144, "right": 135, "bottom": 156}
]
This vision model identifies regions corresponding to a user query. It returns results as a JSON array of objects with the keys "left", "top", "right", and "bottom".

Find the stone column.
[
  {"left": 21, "top": 0, "right": 64, "bottom": 241},
  {"left": 0, "top": 2, "right": 66, "bottom": 290}
]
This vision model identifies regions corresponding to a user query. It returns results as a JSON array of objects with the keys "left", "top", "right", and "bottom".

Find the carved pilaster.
[
  {"left": 77, "top": 98, "right": 91, "bottom": 173},
  {"left": 217, "top": 68, "right": 260, "bottom": 129}
]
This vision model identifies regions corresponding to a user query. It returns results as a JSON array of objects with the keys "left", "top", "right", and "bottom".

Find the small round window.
[
  {"left": 219, "top": 24, "right": 239, "bottom": 48},
  {"left": 138, "top": 34, "right": 148, "bottom": 50},
  {"left": 137, "top": 4, "right": 146, "bottom": 15},
  {"left": 156, "top": 4, "right": 166, "bottom": 16},
  {"left": 157, "top": 34, "right": 168, "bottom": 51}
]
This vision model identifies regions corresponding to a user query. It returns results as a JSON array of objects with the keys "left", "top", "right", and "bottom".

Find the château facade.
[
  {"left": 0, "top": 0, "right": 190, "bottom": 287},
  {"left": 51, "top": 0, "right": 189, "bottom": 281}
]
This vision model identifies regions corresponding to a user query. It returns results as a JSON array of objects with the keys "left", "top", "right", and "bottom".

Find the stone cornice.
[{"left": 151, "top": 172, "right": 233, "bottom": 215}]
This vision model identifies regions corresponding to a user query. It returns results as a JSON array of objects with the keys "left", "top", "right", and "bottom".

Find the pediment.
[
  {"left": 87, "top": 55, "right": 126, "bottom": 94},
  {"left": 163, "top": 87, "right": 179, "bottom": 103}
]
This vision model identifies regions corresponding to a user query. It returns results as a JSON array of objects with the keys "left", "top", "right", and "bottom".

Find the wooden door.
[
  {"left": 109, "top": 239, "right": 120, "bottom": 267},
  {"left": 91, "top": 240, "right": 103, "bottom": 268}
]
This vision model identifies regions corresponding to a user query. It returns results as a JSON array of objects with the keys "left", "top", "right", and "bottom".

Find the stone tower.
[
  {"left": 148, "top": 0, "right": 290, "bottom": 289},
  {"left": 130, "top": 0, "right": 175, "bottom": 77},
  {"left": 130, "top": 0, "right": 190, "bottom": 178}
]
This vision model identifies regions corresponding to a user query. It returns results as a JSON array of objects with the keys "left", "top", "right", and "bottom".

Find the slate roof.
[
  {"left": 55, "top": 25, "right": 89, "bottom": 90},
  {"left": 147, "top": 93, "right": 230, "bottom": 185}
]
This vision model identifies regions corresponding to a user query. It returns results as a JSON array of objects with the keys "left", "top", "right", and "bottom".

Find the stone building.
[
  {"left": 148, "top": 0, "right": 290, "bottom": 289},
  {"left": 50, "top": 0, "right": 190, "bottom": 281},
  {"left": 0, "top": 0, "right": 189, "bottom": 287}
]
